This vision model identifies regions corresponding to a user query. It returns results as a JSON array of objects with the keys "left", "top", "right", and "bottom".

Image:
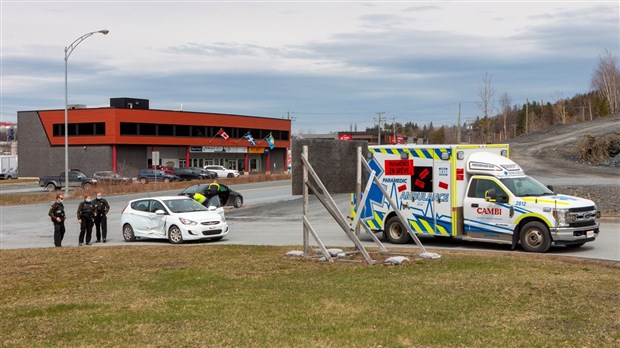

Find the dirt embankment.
[{"left": 507, "top": 115, "right": 620, "bottom": 216}]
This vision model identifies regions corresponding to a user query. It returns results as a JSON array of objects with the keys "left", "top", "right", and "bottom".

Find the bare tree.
[
  {"left": 553, "top": 92, "right": 568, "bottom": 124},
  {"left": 477, "top": 72, "right": 496, "bottom": 118},
  {"left": 498, "top": 92, "right": 512, "bottom": 140},
  {"left": 591, "top": 49, "right": 620, "bottom": 115}
]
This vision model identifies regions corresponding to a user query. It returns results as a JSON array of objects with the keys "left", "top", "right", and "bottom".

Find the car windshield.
[
  {"left": 500, "top": 176, "right": 554, "bottom": 197},
  {"left": 163, "top": 199, "right": 207, "bottom": 213}
]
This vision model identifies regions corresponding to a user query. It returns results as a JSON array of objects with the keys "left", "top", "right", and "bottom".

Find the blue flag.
[
  {"left": 266, "top": 134, "right": 275, "bottom": 149},
  {"left": 245, "top": 134, "right": 256, "bottom": 146}
]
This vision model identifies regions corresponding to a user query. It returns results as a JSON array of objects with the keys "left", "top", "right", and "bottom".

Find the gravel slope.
[{"left": 507, "top": 115, "right": 620, "bottom": 216}]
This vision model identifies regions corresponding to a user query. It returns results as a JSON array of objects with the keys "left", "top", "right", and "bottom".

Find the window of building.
[
  {"left": 53, "top": 122, "right": 105, "bottom": 136},
  {"left": 176, "top": 125, "right": 190, "bottom": 137},
  {"left": 120, "top": 122, "right": 138, "bottom": 135},
  {"left": 140, "top": 123, "right": 156, "bottom": 136},
  {"left": 117, "top": 122, "right": 288, "bottom": 141}
]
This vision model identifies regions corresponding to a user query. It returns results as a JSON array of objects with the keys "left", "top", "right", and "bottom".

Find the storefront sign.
[
  {"left": 190, "top": 146, "right": 247, "bottom": 153},
  {"left": 248, "top": 147, "right": 266, "bottom": 154}
]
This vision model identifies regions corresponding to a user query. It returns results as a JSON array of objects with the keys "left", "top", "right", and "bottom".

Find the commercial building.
[{"left": 17, "top": 98, "right": 291, "bottom": 178}]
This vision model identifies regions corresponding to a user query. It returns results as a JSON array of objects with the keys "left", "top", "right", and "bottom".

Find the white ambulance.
[{"left": 354, "top": 144, "right": 599, "bottom": 252}]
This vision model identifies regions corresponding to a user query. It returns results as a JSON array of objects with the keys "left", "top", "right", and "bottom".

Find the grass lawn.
[{"left": 1, "top": 245, "right": 618, "bottom": 347}]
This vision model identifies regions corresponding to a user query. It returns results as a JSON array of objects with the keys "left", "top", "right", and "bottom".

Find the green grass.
[{"left": 1, "top": 245, "right": 618, "bottom": 347}]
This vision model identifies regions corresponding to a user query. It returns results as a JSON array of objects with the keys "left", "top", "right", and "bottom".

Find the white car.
[
  {"left": 203, "top": 165, "right": 240, "bottom": 178},
  {"left": 121, "top": 196, "right": 229, "bottom": 244}
]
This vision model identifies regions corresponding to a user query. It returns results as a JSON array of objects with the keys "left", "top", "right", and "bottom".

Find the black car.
[
  {"left": 92, "top": 171, "right": 133, "bottom": 184},
  {"left": 173, "top": 168, "right": 216, "bottom": 181},
  {"left": 179, "top": 183, "right": 243, "bottom": 208},
  {"left": 187, "top": 167, "right": 218, "bottom": 179}
]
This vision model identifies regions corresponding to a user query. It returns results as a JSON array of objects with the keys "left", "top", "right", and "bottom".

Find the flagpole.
[
  {"left": 209, "top": 128, "right": 223, "bottom": 143},
  {"left": 236, "top": 131, "right": 250, "bottom": 144}
]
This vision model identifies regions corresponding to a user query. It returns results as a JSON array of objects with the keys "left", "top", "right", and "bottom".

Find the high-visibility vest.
[{"left": 193, "top": 193, "right": 206, "bottom": 204}]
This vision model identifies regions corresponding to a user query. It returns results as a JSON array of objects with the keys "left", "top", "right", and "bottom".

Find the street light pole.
[{"left": 64, "top": 30, "right": 109, "bottom": 197}]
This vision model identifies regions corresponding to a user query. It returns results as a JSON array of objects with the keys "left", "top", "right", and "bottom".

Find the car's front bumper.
[{"left": 184, "top": 222, "right": 229, "bottom": 240}]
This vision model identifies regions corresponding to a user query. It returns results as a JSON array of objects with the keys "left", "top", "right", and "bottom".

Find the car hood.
[{"left": 173, "top": 210, "right": 224, "bottom": 221}]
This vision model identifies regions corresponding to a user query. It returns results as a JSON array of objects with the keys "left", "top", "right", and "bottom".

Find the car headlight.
[
  {"left": 179, "top": 217, "right": 198, "bottom": 226},
  {"left": 554, "top": 208, "right": 570, "bottom": 227}
]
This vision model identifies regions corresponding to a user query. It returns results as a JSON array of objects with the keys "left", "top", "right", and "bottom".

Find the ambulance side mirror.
[
  {"left": 485, "top": 189, "right": 497, "bottom": 202},
  {"left": 547, "top": 185, "right": 554, "bottom": 193},
  {"left": 486, "top": 189, "right": 508, "bottom": 204}
]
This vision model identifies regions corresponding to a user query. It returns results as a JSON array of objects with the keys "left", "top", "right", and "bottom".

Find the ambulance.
[{"left": 354, "top": 144, "right": 599, "bottom": 252}]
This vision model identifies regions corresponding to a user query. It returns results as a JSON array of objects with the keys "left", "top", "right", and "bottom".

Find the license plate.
[{"left": 586, "top": 230, "right": 594, "bottom": 238}]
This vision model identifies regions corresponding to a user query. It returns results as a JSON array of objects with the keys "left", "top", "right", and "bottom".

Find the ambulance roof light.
[
  {"left": 441, "top": 152, "right": 449, "bottom": 160},
  {"left": 501, "top": 149, "right": 508, "bottom": 157},
  {"left": 457, "top": 151, "right": 464, "bottom": 160}
]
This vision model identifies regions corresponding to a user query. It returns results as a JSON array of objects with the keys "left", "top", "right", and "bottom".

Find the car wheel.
[
  {"left": 520, "top": 221, "right": 551, "bottom": 253},
  {"left": 140, "top": 177, "right": 147, "bottom": 184},
  {"left": 227, "top": 173, "right": 234, "bottom": 178},
  {"left": 210, "top": 236, "right": 223, "bottom": 242},
  {"left": 45, "top": 183, "right": 57, "bottom": 192},
  {"left": 233, "top": 196, "right": 243, "bottom": 208},
  {"left": 168, "top": 226, "right": 183, "bottom": 244},
  {"left": 384, "top": 216, "right": 411, "bottom": 244},
  {"left": 164, "top": 178, "right": 170, "bottom": 183},
  {"left": 122, "top": 224, "right": 136, "bottom": 242}
]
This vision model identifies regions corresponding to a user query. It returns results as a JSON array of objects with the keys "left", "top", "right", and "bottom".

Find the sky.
[{"left": 1, "top": 0, "right": 618, "bottom": 134}]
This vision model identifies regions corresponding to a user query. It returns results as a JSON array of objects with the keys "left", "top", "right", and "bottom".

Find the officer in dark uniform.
[
  {"left": 48, "top": 194, "right": 66, "bottom": 247},
  {"left": 93, "top": 192, "right": 110, "bottom": 243},
  {"left": 77, "top": 194, "right": 96, "bottom": 246}
]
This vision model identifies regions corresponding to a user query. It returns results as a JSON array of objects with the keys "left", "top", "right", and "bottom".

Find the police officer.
[
  {"left": 93, "top": 192, "right": 110, "bottom": 243},
  {"left": 48, "top": 194, "right": 66, "bottom": 247},
  {"left": 207, "top": 181, "right": 221, "bottom": 207},
  {"left": 77, "top": 194, "right": 96, "bottom": 246}
]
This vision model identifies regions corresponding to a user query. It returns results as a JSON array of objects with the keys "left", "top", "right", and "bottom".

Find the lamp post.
[{"left": 64, "top": 30, "right": 109, "bottom": 197}]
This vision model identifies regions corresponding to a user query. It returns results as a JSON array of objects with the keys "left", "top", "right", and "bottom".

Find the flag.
[
  {"left": 217, "top": 128, "right": 230, "bottom": 141},
  {"left": 266, "top": 134, "right": 275, "bottom": 149},
  {"left": 244, "top": 133, "right": 256, "bottom": 146}
]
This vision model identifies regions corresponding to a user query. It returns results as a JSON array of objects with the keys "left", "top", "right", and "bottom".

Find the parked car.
[
  {"left": 203, "top": 165, "right": 240, "bottom": 178},
  {"left": 39, "top": 170, "right": 97, "bottom": 191},
  {"left": 179, "top": 183, "right": 244, "bottom": 208},
  {"left": 173, "top": 168, "right": 214, "bottom": 181},
  {"left": 92, "top": 171, "right": 132, "bottom": 184},
  {"left": 136, "top": 169, "right": 179, "bottom": 184},
  {"left": 187, "top": 167, "right": 218, "bottom": 179},
  {"left": 121, "top": 196, "right": 229, "bottom": 244},
  {"left": 0, "top": 169, "right": 17, "bottom": 180}
]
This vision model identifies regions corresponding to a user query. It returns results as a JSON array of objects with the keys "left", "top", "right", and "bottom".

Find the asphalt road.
[{"left": 1, "top": 180, "right": 618, "bottom": 261}]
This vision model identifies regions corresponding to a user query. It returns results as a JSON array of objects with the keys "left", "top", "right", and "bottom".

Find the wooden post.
[
  {"left": 302, "top": 145, "right": 309, "bottom": 257},
  {"left": 355, "top": 147, "right": 362, "bottom": 236}
]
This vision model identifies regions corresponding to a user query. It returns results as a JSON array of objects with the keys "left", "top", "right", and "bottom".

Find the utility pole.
[
  {"left": 525, "top": 99, "right": 529, "bottom": 135},
  {"left": 457, "top": 102, "right": 461, "bottom": 144},
  {"left": 375, "top": 112, "right": 384, "bottom": 145},
  {"left": 392, "top": 117, "right": 397, "bottom": 144}
]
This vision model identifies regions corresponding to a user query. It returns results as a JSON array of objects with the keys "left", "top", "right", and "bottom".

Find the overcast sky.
[{"left": 1, "top": 0, "right": 618, "bottom": 134}]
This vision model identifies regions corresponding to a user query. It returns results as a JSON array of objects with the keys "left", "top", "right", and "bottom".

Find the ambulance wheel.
[
  {"left": 385, "top": 216, "right": 411, "bottom": 244},
  {"left": 519, "top": 221, "right": 551, "bottom": 253}
]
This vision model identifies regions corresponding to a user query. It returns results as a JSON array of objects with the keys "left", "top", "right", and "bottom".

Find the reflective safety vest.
[{"left": 193, "top": 193, "right": 206, "bottom": 204}]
